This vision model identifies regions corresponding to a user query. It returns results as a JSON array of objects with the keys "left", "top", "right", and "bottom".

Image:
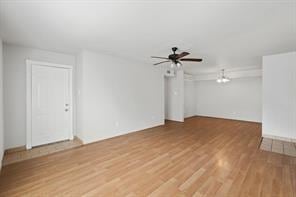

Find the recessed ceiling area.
[{"left": 0, "top": 1, "right": 295, "bottom": 74}]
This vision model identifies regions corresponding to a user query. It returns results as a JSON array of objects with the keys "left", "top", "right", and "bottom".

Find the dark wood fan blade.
[
  {"left": 153, "top": 60, "right": 170, "bottom": 65},
  {"left": 180, "top": 58, "right": 202, "bottom": 62},
  {"left": 176, "top": 52, "right": 190, "bottom": 59},
  {"left": 151, "top": 56, "right": 169, "bottom": 60}
]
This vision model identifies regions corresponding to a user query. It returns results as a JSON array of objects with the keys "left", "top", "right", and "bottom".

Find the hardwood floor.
[{"left": 0, "top": 117, "right": 295, "bottom": 196}]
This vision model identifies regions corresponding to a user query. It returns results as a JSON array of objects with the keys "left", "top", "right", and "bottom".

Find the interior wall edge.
[
  {"left": 194, "top": 114, "right": 262, "bottom": 124},
  {"left": 0, "top": 38, "right": 3, "bottom": 170}
]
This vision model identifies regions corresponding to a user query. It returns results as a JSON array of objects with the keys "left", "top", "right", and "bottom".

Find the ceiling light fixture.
[
  {"left": 217, "top": 69, "right": 230, "bottom": 83},
  {"left": 176, "top": 61, "right": 182, "bottom": 68},
  {"left": 171, "top": 61, "right": 182, "bottom": 70}
]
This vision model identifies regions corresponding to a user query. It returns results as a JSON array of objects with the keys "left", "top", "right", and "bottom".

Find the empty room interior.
[{"left": 0, "top": 1, "right": 295, "bottom": 196}]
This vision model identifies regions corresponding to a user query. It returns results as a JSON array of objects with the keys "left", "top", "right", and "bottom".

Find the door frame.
[{"left": 26, "top": 60, "right": 74, "bottom": 149}]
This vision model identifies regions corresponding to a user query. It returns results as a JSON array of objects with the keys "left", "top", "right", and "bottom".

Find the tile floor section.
[
  {"left": 260, "top": 137, "right": 296, "bottom": 157},
  {"left": 2, "top": 138, "right": 82, "bottom": 166}
]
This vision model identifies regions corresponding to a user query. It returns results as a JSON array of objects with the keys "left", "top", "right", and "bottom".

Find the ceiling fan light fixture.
[
  {"left": 170, "top": 62, "right": 175, "bottom": 68},
  {"left": 222, "top": 77, "right": 230, "bottom": 83},
  {"left": 170, "top": 61, "right": 182, "bottom": 70},
  {"left": 176, "top": 61, "right": 182, "bottom": 68},
  {"left": 216, "top": 78, "right": 222, "bottom": 83},
  {"left": 217, "top": 69, "right": 230, "bottom": 83}
]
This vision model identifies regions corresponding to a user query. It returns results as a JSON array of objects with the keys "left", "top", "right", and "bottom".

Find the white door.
[{"left": 31, "top": 64, "right": 72, "bottom": 147}]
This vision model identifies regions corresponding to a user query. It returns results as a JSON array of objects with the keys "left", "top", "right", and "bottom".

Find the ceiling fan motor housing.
[
  {"left": 168, "top": 54, "right": 179, "bottom": 61},
  {"left": 169, "top": 47, "right": 179, "bottom": 61}
]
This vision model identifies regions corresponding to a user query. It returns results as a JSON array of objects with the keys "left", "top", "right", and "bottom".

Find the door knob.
[{"left": 65, "top": 109, "right": 69, "bottom": 112}]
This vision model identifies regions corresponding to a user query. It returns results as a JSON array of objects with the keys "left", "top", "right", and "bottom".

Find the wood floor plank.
[{"left": 0, "top": 117, "right": 295, "bottom": 196}]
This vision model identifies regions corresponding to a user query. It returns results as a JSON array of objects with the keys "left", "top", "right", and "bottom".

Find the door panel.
[{"left": 32, "top": 65, "right": 71, "bottom": 147}]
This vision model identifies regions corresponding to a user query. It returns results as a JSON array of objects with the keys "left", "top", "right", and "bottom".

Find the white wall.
[
  {"left": 164, "top": 70, "right": 184, "bottom": 122},
  {"left": 263, "top": 51, "right": 296, "bottom": 141},
  {"left": 76, "top": 50, "right": 164, "bottom": 144},
  {"left": 184, "top": 80, "right": 196, "bottom": 118},
  {"left": 195, "top": 77, "right": 262, "bottom": 122},
  {"left": 3, "top": 44, "right": 76, "bottom": 149},
  {"left": 0, "top": 39, "right": 4, "bottom": 168}
]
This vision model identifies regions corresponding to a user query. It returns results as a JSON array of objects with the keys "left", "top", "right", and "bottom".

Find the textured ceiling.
[{"left": 0, "top": 0, "right": 295, "bottom": 74}]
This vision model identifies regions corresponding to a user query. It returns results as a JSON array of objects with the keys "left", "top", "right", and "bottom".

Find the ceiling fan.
[{"left": 151, "top": 47, "right": 202, "bottom": 67}]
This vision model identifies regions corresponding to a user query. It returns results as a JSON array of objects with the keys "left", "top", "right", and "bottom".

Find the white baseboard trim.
[
  {"left": 262, "top": 134, "right": 296, "bottom": 143},
  {"left": 0, "top": 151, "right": 3, "bottom": 171},
  {"left": 184, "top": 115, "right": 196, "bottom": 119},
  {"left": 80, "top": 121, "right": 165, "bottom": 145},
  {"left": 195, "top": 114, "right": 262, "bottom": 123}
]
